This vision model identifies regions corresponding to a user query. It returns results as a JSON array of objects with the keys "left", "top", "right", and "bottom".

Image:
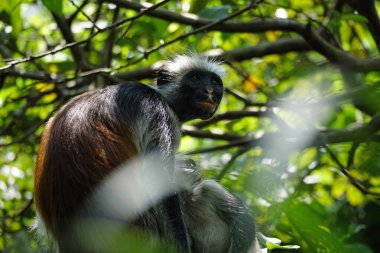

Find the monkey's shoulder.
[
  {"left": 107, "top": 83, "right": 172, "bottom": 120},
  {"left": 112, "top": 82, "right": 164, "bottom": 105},
  {"left": 71, "top": 82, "right": 166, "bottom": 112},
  {"left": 54, "top": 82, "right": 168, "bottom": 124}
]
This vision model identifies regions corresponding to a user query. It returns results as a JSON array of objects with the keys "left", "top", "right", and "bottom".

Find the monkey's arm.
[{"left": 116, "top": 84, "right": 190, "bottom": 251}]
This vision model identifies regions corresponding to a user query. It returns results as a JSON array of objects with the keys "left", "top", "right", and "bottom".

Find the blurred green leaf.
[
  {"left": 42, "top": 0, "right": 63, "bottom": 15},
  {"left": 189, "top": 0, "right": 208, "bottom": 13},
  {"left": 341, "top": 14, "right": 369, "bottom": 23},
  {"left": 198, "top": 6, "right": 230, "bottom": 20},
  {"left": 356, "top": 142, "right": 380, "bottom": 176},
  {"left": 285, "top": 199, "right": 346, "bottom": 253},
  {"left": 267, "top": 241, "right": 300, "bottom": 250},
  {"left": 346, "top": 185, "right": 365, "bottom": 206},
  {"left": 1, "top": 0, "right": 380, "bottom": 252},
  {"left": 0, "top": 0, "right": 22, "bottom": 35},
  {"left": 344, "top": 243, "right": 373, "bottom": 253}
]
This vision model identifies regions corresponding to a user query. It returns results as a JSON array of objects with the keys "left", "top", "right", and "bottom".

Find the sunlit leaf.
[
  {"left": 297, "top": 147, "right": 317, "bottom": 168},
  {"left": 42, "top": 93, "right": 58, "bottom": 104},
  {"left": 267, "top": 241, "right": 300, "bottom": 250},
  {"left": 36, "top": 83, "right": 55, "bottom": 92},
  {"left": 346, "top": 185, "right": 365, "bottom": 206},
  {"left": 265, "top": 31, "right": 280, "bottom": 42},
  {"left": 332, "top": 179, "right": 347, "bottom": 199},
  {"left": 341, "top": 14, "right": 368, "bottom": 24},
  {"left": 244, "top": 75, "right": 263, "bottom": 92}
]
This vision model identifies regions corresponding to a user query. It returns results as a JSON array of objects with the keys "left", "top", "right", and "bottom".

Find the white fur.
[
  {"left": 163, "top": 53, "right": 226, "bottom": 78},
  {"left": 30, "top": 212, "right": 58, "bottom": 252}
]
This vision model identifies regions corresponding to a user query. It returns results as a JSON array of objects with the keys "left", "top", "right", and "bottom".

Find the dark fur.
[
  {"left": 35, "top": 84, "right": 186, "bottom": 252},
  {"left": 176, "top": 158, "right": 258, "bottom": 253},
  {"left": 34, "top": 55, "right": 225, "bottom": 252}
]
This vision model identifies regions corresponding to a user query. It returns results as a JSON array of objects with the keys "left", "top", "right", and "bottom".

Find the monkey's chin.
[
  {"left": 200, "top": 113, "right": 213, "bottom": 120},
  {"left": 197, "top": 101, "right": 216, "bottom": 111},
  {"left": 196, "top": 101, "right": 217, "bottom": 119}
]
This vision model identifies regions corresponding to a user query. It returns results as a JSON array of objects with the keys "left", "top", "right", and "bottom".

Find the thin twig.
[
  {"left": 69, "top": 0, "right": 100, "bottom": 30},
  {"left": 0, "top": 0, "right": 170, "bottom": 72},
  {"left": 322, "top": 144, "right": 380, "bottom": 197},
  {"left": 347, "top": 142, "right": 360, "bottom": 170},
  {"left": 113, "top": 0, "right": 265, "bottom": 70},
  {"left": 216, "top": 147, "right": 251, "bottom": 180}
]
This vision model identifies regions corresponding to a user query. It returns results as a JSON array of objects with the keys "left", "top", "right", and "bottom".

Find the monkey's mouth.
[{"left": 197, "top": 101, "right": 216, "bottom": 112}]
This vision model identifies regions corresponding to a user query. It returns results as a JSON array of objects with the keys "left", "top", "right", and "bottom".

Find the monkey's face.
[
  {"left": 157, "top": 68, "right": 224, "bottom": 122},
  {"left": 178, "top": 69, "right": 223, "bottom": 121}
]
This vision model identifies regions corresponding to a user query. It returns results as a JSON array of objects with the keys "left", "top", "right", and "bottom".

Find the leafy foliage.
[{"left": 1, "top": 0, "right": 380, "bottom": 252}]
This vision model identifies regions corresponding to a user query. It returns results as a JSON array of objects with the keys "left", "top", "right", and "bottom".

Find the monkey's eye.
[
  {"left": 212, "top": 77, "right": 221, "bottom": 86},
  {"left": 191, "top": 75, "right": 200, "bottom": 82}
]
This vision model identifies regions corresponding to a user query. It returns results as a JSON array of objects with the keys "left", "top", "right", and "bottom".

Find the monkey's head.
[{"left": 157, "top": 54, "right": 225, "bottom": 122}]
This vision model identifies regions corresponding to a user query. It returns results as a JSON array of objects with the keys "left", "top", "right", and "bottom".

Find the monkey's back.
[{"left": 34, "top": 83, "right": 179, "bottom": 241}]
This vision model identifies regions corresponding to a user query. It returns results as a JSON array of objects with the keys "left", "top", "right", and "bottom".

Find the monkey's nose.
[
  {"left": 205, "top": 86, "right": 213, "bottom": 94},
  {"left": 204, "top": 86, "right": 213, "bottom": 100}
]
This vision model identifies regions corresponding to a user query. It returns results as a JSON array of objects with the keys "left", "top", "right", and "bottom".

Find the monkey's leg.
[
  {"left": 174, "top": 158, "right": 253, "bottom": 252},
  {"left": 174, "top": 156, "right": 262, "bottom": 253}
]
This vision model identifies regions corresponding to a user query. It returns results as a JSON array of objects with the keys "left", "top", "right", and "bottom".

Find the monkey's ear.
[{"left": 157, "top": 70, "right": 172, "bottom": 86}]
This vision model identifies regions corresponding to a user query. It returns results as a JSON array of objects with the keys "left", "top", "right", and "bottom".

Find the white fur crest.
[{"left": 163, "top": 53, "right": 226, "bottom": 78}]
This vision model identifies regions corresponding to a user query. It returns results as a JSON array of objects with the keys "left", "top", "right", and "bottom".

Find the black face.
[{"left": 157, "top": 69, "right": 223, "bottom": 122}]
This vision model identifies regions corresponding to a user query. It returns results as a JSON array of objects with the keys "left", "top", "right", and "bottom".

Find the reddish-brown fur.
[
  {"left": 34, "top": 92, "right": 138, "bottom": 239},
  {"left": 33, "top": 58, "right": 227, "bottom": 251}
]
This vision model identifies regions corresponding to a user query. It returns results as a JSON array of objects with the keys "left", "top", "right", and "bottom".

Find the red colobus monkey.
[{"left": 34, "top": 54, "right": 258, "bottom": 252}]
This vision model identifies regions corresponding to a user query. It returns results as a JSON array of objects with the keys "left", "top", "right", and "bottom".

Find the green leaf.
[
  {"left": 285, "top": 199, "right": 346, "bottom": 252},
  {"left": 344, "top": 243, "right": 373, "bottom": 253},
  {"left": 297, "top": 147, "right": 317, "bottom": 168},
  {"left": 267, "top": 241, "right": 301, "bottom": 250},
  {"left": 341, "top": 14, "right": 368, "bottom": 23},
  {"left": 42, "top": 0, "right": 63, "bottom": 15},
  {"left": 257, "top": 233, "right": 300, "bottom": 251},
  {"left": 346, "top": 185, "right": 365, "bottom": 206},
  {"left": 356, "top": 142, "right": 380, "bottom": 176},
  {"left": 0, "top": 0, "right": 22, "bottom": 35},
  {"left": 198, "top": 6, "right": 230, "bottom": 20},
  {"left": 189, "top": 0, "right": 208, "bottom": 13}
]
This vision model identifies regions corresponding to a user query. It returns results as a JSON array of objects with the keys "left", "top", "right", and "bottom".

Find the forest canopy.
[{"left": 1, "top": 0, "right": 380, "bottom": 252}]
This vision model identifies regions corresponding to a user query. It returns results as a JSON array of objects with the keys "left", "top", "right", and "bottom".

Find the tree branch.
[
  {"left": 102, "top": 7, "right": 120, "bottom": 68},
  {"left": 113, "top": 38, "right": 311, "bottom": 81},
  {"left": 106, "top": 0, "right": 380, "bottom": 72},
  {"left": 323, "top": 143, "right": 380, "bottom": 197},
  {"left": 52, "top": 13, "right": 88, "bottom": 69},
  {"left": 321, "top": 113, "right": 380, "bottom": 144},
  {"left": 182, "top": 126, "right": 243, "bottom": 141},
  {"left": 192, "top": 109, "right": 266, "bottom": 129},
  {"left": 344, "top": 0, "right": 380, "bottom": 51},
  {"left": 223, "top": 37, "right": 311, "bottom": 61},
  {"left": 185, "top": 113, "right": 380, "bottom": 155},
  {"left": 0, "top": 0, "right": 170, "bottom": 72},
  {"left": 6, "top": 70, "right": 53, "bottom": 82}
]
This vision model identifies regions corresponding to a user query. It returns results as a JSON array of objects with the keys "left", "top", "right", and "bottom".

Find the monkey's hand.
[{"left": 173, "top": 157, "right": 202, "bottom": 191}]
